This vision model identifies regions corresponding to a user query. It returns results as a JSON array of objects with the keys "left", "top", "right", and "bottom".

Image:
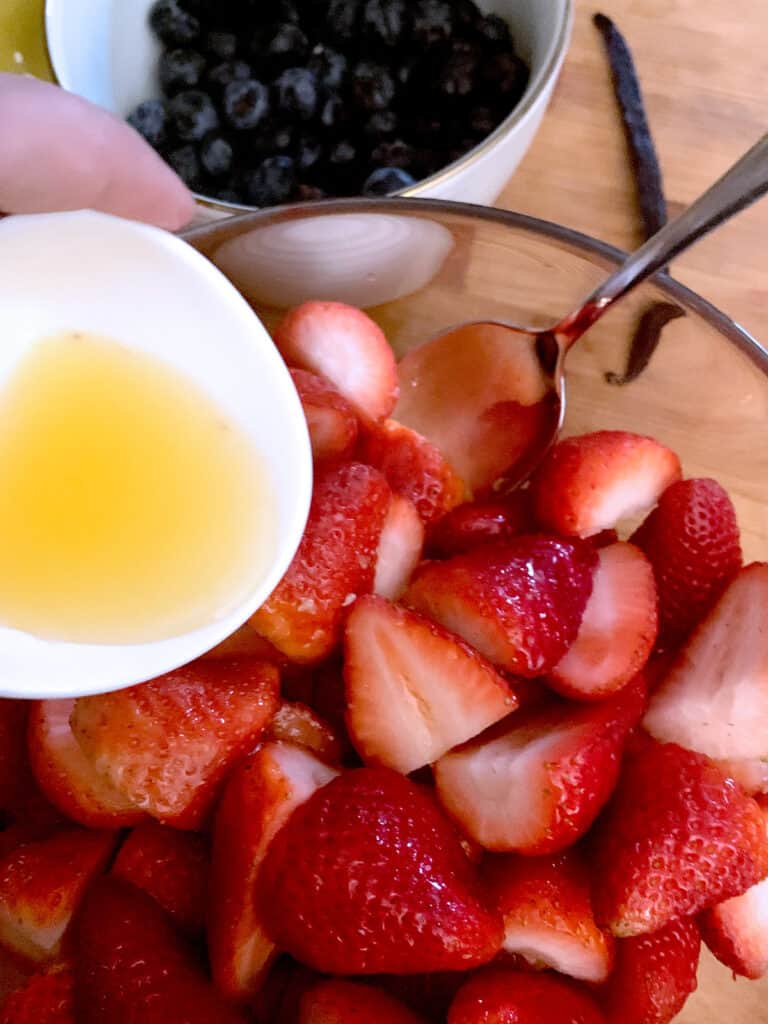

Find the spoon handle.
[{"left": 557, "top": 132, "right": 768, "bottom": 343}]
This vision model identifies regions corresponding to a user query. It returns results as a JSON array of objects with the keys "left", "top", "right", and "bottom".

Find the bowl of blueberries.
[{"left": 45, "top": 0, "right": 571, "bottom": 213}]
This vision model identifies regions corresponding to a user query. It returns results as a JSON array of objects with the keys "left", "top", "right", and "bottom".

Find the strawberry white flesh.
[{"left": 373, "top": 495, "right": 424, "bottom": 601}]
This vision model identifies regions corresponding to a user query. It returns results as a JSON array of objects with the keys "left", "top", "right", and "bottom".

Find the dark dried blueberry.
[
  {"left": 363, "top": 165, "right": 415, "bottom": 195},
  {"left": 244, "top": 155, "right": 296, "bottom": 205},
  {"left": 247, "top": 119, "right": 295, "bottom": 158},
  {"left": 127, "top": 99, "right": 167, "bottom": 148},
  {"left": 274, "top": 0, "right": 300, "bottom": 23},
  {"left": 438, "top": 50, "right": 477, "bottom": 97},
  {"left": 166, "top": 143, "right": 202, "bottom": 186},
  {"left": 205, "top": 30, "right": 238, "bottom": 60},
  {"left": 296, "top": 183, "right": 327, "bottom": 201},
  {"left": 362, "top": 0, "right": 407, "bottom": 47},
  {"left": 370, "top": 137, "right": 414, "bottom": 169},
  {"left": 200, "top": 134, "right": 234, "bottom": 176},
  {"left": 363, "top": 110, "right": 397, "bottom": 138},
  {"left": 149, "top": 0, "right": 200, "bottom": 46},
  {"left": 264, "top": 23, "right": 309, "bottom": 68},
  {"left": 411, "top": 0, "right": 453, "bottom": 46},
  {"left": 168, "top": 89, "right": 219, "bottom": 141},
  {"left": 469, "top": 105, "right": 497, "bottom": 137},
  {"left": 481, "top": 52, "right": 529, "bottom": 98},
  {"left": 272, "top": 123, "right": 297, "bottom": 151},
  {"left": 394, "top": 59, "right": 418, "bottom": 90},
  {"left": 308, "top": 46, "right": 348, "bottom": 91},
  {"left": 352, "top": 60, "right": 395, "bottom": 111},
  {"left": 329, "top": 138, "right": 357, "bottom": 166},
  {"left": 318, "top": 94, "right": 346, "bottom": 132},
  {"left": 159, "top": 49, "right": 206, "bottom": 94},
  {"left": 327, "top": 0, "right": 361, "bottom": 42},
  {"left": 476, "top": 12, "right": 512, "bottom": 47},
  {"left": 206, "top": 60, "right": 252, "bottom": 94},
  {"left": 296, "top": 136, "right": 323, "bottom": 171},
  {"left": 223, "top": 79, "right": 270, "bottom": 129},
  {"left": 274, "top": 67, "right": 318, "bottom": 121}
]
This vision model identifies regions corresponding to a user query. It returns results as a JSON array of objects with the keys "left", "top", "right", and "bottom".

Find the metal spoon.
[{"left": 397, "top": 134, "right": 768, "bottom": 490}]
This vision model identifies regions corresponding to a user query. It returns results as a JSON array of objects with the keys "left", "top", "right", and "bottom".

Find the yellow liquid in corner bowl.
[
  {"left": 0, "top": 0, "right": 54, "bottom": 78},
  {"left": 0, "top": 332, "right": 274, "bottom": 644}
]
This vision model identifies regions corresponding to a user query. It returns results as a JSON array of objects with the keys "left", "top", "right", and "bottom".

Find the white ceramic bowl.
[{"left": 45, "top": 0, "right": 572, "bottom": 213}]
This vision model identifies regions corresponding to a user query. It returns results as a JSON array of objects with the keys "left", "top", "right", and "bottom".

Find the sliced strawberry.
[
  {"left": 714, "top": 757, "right": 768, "bottom": 797},
  {"left": 290, "top": 367, "right": 359, "bottom": 463},
  {"left": 426, "top": 493, "right": 532, "bottom": 559},
  {"left": 360, "top": 419, "right": 467, "bottom": 527},
  {"left": 251, "top": 462, "right": 391, "bottom": 664},
  {"left": 299, "top": 979, "right": 427, "bottom": 1024},
  {"left": 70, "top": 658, "right": 279, "bottom": 829},
  {"left": 374, "top": 494, "right": 424, "bottom": 600},
  {"left": 394, "top": 322, "right": 556, "bottom": 494},
  {"left": 344, "top": 595, "right": 517, "bottom": 774},
  {"left": 256, "top": 766, "right": 503, "bottom": 974},
  {"left": 434, "top": 678, "right": 646, "bottom": 854},
  {"left": 591, "top": 741, "right": 768, "bottom": 937},
  {"left": 111, "top": 823, "right": 209, "bottom": 937},
  {"left": 548, "top": 543, "right": 658, "bottom": 701},
  {"left": 200, "top": 624, "right": 289, "bottom": 664},
  {"left": 0, "top": 970, "right": 75, "bottom": 1024},
  {"left": 267, "top": 702, "right": 344, "bottom": 766},
  {"left": 27, "top": 700, "right": 145, "bottom": 830},
  {"left": 643, "top": 563, "right": 768, "bottom": 762},
  {"left": 0, "top": 829, "right": 116, "bottom": 961},
  {"left": 484, "top": 850, "right": 614, "bottom": 982},
  {"left": 209, "top": 743, "right": 337, "bottom": 1000},
  {"left": 274, "top": 301, "right": 398, "bottom": 425},
  {"left": 598, "top": 918, "right": 701, "bottom": 1024},
  {"left": 631, "top": 477, "right": 742, "bottom": 644},
  {"left": 530, "top": 431, "right": 681, "bottom": 538},
  {"left": 405, "top": 536, "right": 596, "bottom": 676},
  {"left": 76, "top": 877, "right": 246, "bottom": 1024},
  {"left": 447, "top": 967, "right": 607, "bottom": 1024}
]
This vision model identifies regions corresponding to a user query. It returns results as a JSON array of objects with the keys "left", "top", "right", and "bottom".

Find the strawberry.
[
  {"left": 394, "top": 322, "right": 557, "bottom": 494},
  {"left": 426, "top": 493, "right": 532, "bottom": 559},
  {"left": 250, "top": 958, "right": 320, "bottom": 1024},
  {"left": 434, "top": 682, "right": 645, "bottom": 855},
  {"left": 0, "top": 828, "right": 116, "bottom": 961},
  {"left": 598, "top": 918, "right": 701, "bottom": 1024},
  {"left": 267, "top": 702, "right": 344, "bottom": 765},
  {"left": 290, "top": 367, "right": 359, "bottom": 463},
  {"left": 299, "top": 979, "right": 427, "bottom": 1024},
  {"left": 631, "top": 477, "right": 741, "bottom": 644},
  {"left": 548, "top": 543, "right": 658, "bottom": 701},
  {"left": 274, "top": 302, "right": 398, "bottom": 425},
  {"left": 404, "top": 536, "right": 597, "bottom": 676},
  {"left": 591, "top": 741, "right": 768, "bottom": 937},
  {"left": 0, "top": 970, "right": 75, "bottom": 1024},
  {"left": 714, "top": 757, "right": 768, "bottom": 797},
  {"left": 371, "top": 974, "right": 467, "bottom": 1022},
  {"left": 111, "top": 822, "right": 209, "bottom": 936},
  {"left": 209, "top": 743, "right": 337, "bottom": 1000},
  {"left": 256, "top": 766, "right": 503, "bottom": 974},
  {"left": 75, "top": 877, "right": 246, "bottom": 1024},
  {"left": 530, "top": 431, "right": 681, "bottom": 538},
  {"left": 0, "top": 701, "right": 31, "bottom": 814},
  {"left": 360, "top": 419, "right": 467, "bottom": 527},
  {"left": 483, "top": 850, "right": 614, "bottom": 982},
  {"left": 201, "top": 623, "right": 290, "bottom": 663},
  {"left": 643, "top": 563, "right": 768, "bottom": 762},
  {"left": 27, "top": 699, "right": 145, "bottom": 829},
  {"left": 344, "top": 595, "right": 517, "bottom": 774},
  {"left": 447, "top": 967, "right": 607, "bottom": 1024},
  {"left": 70, "top": 657, "right": 279, "bottom": 829},
  {"left": 374, "top": 494, "right": 424, "bottom": 601},
  {"left": 251, "top": 462, "right": 391, "bottom": 664}
]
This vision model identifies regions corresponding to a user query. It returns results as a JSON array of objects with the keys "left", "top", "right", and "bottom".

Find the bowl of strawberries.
[{"left": 1, "top": 197, "right": 767, "bottom": 1024}]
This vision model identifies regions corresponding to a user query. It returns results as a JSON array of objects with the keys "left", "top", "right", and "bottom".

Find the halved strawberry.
[
  {"left": 714, "top": 757, "right": 768, "bottom": 797},
  {"left": 374, "top": 494, "right": 424, "bottom": 600},
  {"left": 530, "top": 431, "right": 681, "bottom": 538},
  {"left": 643, "top": 564, "right": 768, "bottom": 762},
  {"left": 0, "top": 829, "right": 116, "bottom": 961},
  {"left": 0, "top": 969, "right": 75, "bottom": 1024},
  {"left": 200, "top": 623, "right": 289, "bottom": 663},
  {"left": 434, "top": 678, "right": 647, "bottom": 854},
  {"left": 27, "top": 700, "right": 145, "bottom": 830},
  {"left": 591, "top": 741, "right": 768, "bottom": 937},
  {"left": 209, "top": 743, "right": 337, "bottom": 1000},
  {"left": 360, "top": 419, "right": 467, "bottom": 527},
  {"left": 267, "top": 702, "right": 343, "bottom": 766},
  {"left": 76, "top": 878, "right": 247, "bottom": 1024},
  {"left": 274, "top": 302, "right": 398, "bottom": 425},
  {"left": 598, "top": 917, "right": 701, "bottom": 1024},
  {"left": 483, "top": 850, "right": 614, "bottom": 982},
  {"left": 111, "top": 823, "right": 209, "bottom": 937},
  {"left": 251, "top": 462, "right": 391, "bottom": 664},
  {"left": 547, "top": 543, "right": 658, "bottom": 701},
  {"left": 344, "top": 595, "right": 517, "bottom": 774},
  {"left": 299, "top": 979, "right": 427, "bottom": 1024},
  {"left": 447, "top": 967, "right": 607, "bottom": 1024},
  {"left": 426, "top": 493, "right": 532, "bottom": 559},
  {"left": 256, "top": 766, "right": 503, "bottom": 975},
  {"left": 290, "top": 367, "right": 359, "bottom": 463},
  {"left": 631, "top": 477, "right": 742, "bottom": 644},
  {"left": 394, "top": 322, "right": 555, "bottom": 494},
  {"left": 70, "top": 657, "right": 279, "bottom": 829},
  {"left": 404, "top": 536, "right": 597, "bottom": 676}
]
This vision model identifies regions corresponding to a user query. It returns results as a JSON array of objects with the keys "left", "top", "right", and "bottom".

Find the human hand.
[{"left": 0, "top": 73, "right": 195, "bottom": 230}]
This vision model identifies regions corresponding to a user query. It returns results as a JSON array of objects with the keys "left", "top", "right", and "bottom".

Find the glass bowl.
[{"left": 183, "top": 198, "right": 768, "bottom": 1021}]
